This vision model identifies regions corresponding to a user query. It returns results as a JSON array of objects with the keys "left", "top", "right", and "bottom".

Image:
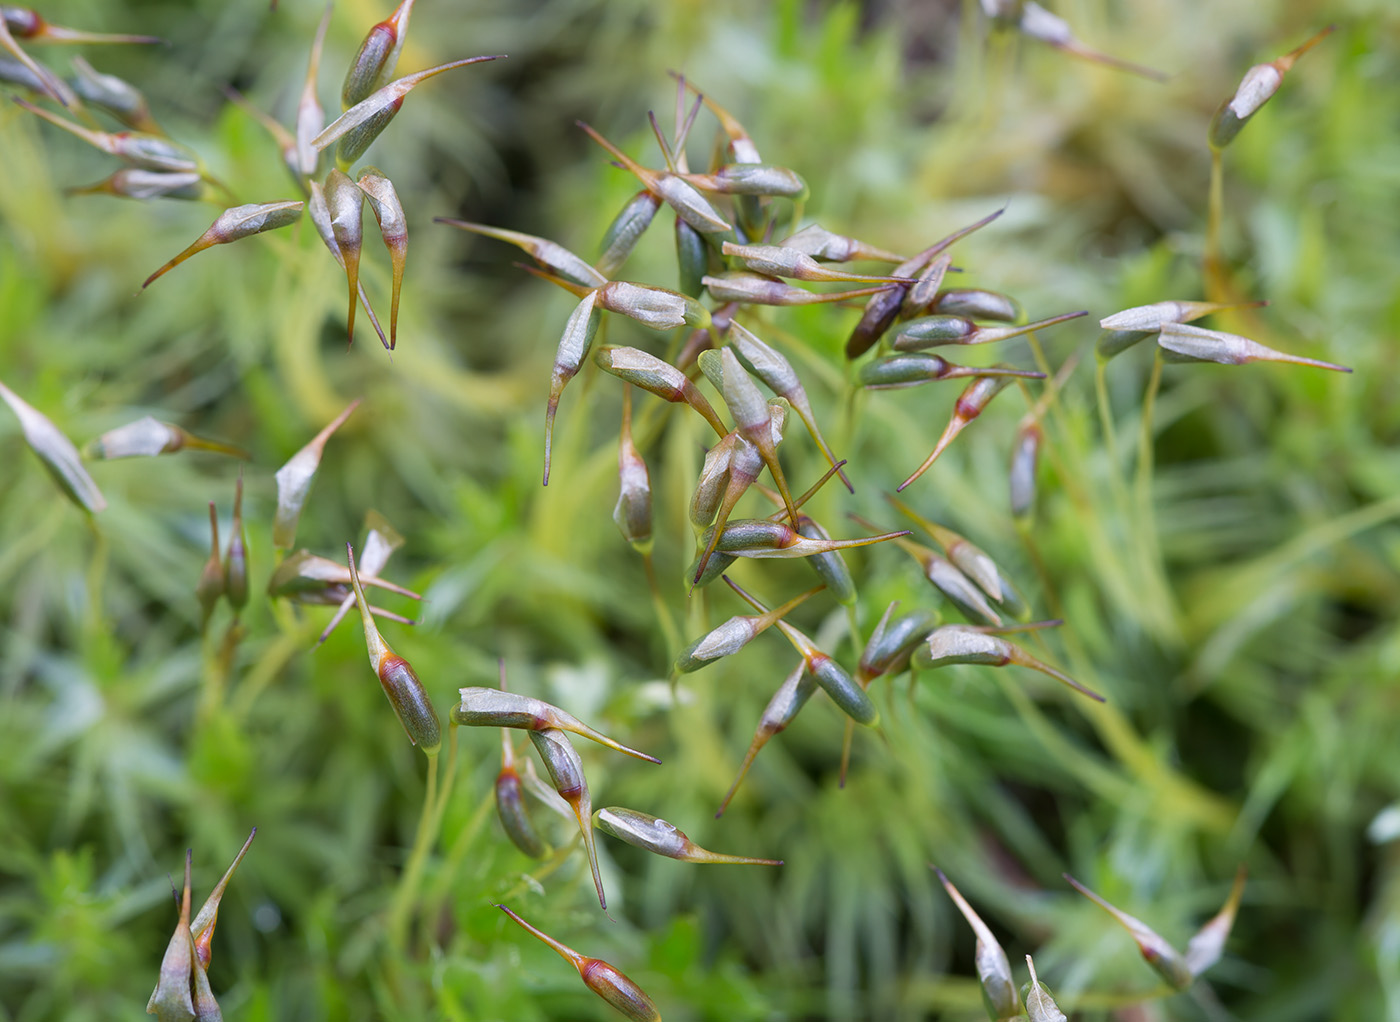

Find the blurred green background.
[{"left": 2, "top": 0, "right": 1399, "bottom": 1019}]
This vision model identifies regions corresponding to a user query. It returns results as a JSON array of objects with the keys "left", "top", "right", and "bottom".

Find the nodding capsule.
[{"left": 495, "top": 765, "right": 547, "bottom": 858}]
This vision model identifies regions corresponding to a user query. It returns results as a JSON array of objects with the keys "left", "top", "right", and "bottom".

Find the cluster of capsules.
[
  {"left": 7, "top": 0, "right": 500, "bottom": 350},
  {"left": 449, "top": 73, "right": 1104, "bottom": 825}
]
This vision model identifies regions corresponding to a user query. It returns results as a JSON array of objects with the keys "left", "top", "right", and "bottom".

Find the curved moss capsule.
[
  {"left": 689, "top": 433, "right": 736, "bottom": 532},
  {"left": 673, "top": 584, "right": 821, "bottom": 674},
  {"left": 528, "top": 728, "right": 605, "bottom": 909},
  {"left": 932, "top": 289, "right": 1024, "bottom": 323},
  {"left": 1208, "top": 27, "right": 1333, "bottom": 150},
  {"left": 451, "top": 687, "right": 659, "bottom": 763},
  {"left": 543, "top": 290, "right": 601, "bottom": 485},
  {"left": 14, "top": 98, "right": 199, "bottom": 169},
  {"left": 70, "top": 56, "right": 157, "bottom": 132},
  {"left": 674, "top": 216, "right": 708, "bottom": 297},
  {"left": 324, "top": 169, "right": 365, "bottom": 344},
  {"left": 0, "top": 377, "right": 106, "bottom": 513},
  {"left": 934, "top": 867, "right": 1024, "bottom": 1021},
  {"left": 845, "top": 207, "right": 1005, "bottom": 359},
  {"left": 576, "top": 120, "right": 731, "bottom": 235},
  {"left": 496, "top": 731, "right": 547, "bottom": 858},
  {"left": 780, "top": 223, "right": 904, "bottom": 263},
  {"left": 597, "top": 190, "right": 662, "bottom": 277},
  {"left": 497, "top": 906, "right": 661, "bottom": 1021},
  {"left": 595, "top": 807, "right": 782, "bottom": 865},
  {"left": 223, "top": 472, "right": 248, "bottom": 612},
  {"left": 898, "top": 375, "right": 1015, "bottom": 492},
  {"left": 701, "top": 347, "right": 799, "bottom": 524},
  {"left": 858, "top": 606, "right": 941, "bottom": 682},
  {"left": 1158, "top": 323, "right": 1350, "bottom": 372},
  {"left": 795, "top": 515, "right": 855, "bottom": 605},
  {"left": 272, "top": 399, "right": 360, "bottom": 550},
  {"left": 593, "top": 345, "right": 727, "bottom": 436},
  {"left": 436, "top": 219, "right": 606, "bottom": 290},
  {"left": 720, "top": 241, "right": 897, "bottom": 284},
  {"left": 686, "top": 164, "right": 807, "bottom": 199},
  {"left": 307, "top": 184, "right": 390, "bottom": 349},
  {"left": 900, "top": 252, "right": 953, "bottom": 317},
  {"left": 703, "top": 273, "right": 892, "bottom": 308},
  {"left": 717, "top": 661, "right": 815, "bottom": 815},
  {"left": 347, "top": 543, "right": 441, "bottom": 753},
  {"left": 140, "top": 200, "right": 304, "bottom": 290},
  {"left": 727, "top": 321, "right": 851, "bottom": 490},
  {"left": 599, "top": 280, "right": 709, "bottom": 331},
  {"left": 859, "top": 353, "right": 1043, "bottom": 389},
  {"left": 809, "top": 654, "right": 878, "bottom": 726},
  {"left": 341, "top": 0, "right": 415, "bottom": 108},
  {"left": 1063, "top": 875, "right": 1194, "bottom": 990},
  {"left": 358, "top": 168, "right": 408, "bottom": 348},
  {"left": 312, "top": 55, "right": 503, "bottom": 158},
  {"left": 913, "top": 626, "right": 1102, "bottom": 701},
  {"left": 712, "top": 517, "right": 908, "bottom": 561}
]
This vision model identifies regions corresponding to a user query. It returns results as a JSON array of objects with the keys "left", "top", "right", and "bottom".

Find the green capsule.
[
  {"left": 780, "top": 223, "right": 904, "bottom": 263},
  {"left": 700, "top": 347, "right": 800, "bottom": 524},
  {"left": 689, "top": 433, "right": 736, "bottom": 532},
  {"left": 795, "top": 515, "right": 855, "bottom": 605},
  {"left": 859, "top": 353, "right": 1043, "bottom": 389},
  {"left": 1008, "top": 421, "right": 1042, "bottom": 522},
  {"left": 543, "top": 290, "right": 601, "bottom": 485},
  {"left": 528, "top": 728, "right": 606, "bottom": 909},
  {"left": 597, "top": 190, "right": 662, "bottom": 277},
  {"left": 912, "top": 626, "right": 1102, "bottom": 700},
  {"left": 1096, "top": 328, "right": 1152, "bottom": 360},
  {"left": 577, "top": 120, "right": 731, "bottom": 234},
  {"left": 892, "top": 310, "right": 1085, "bottom": 350},
  {"left": 612, "top": 386, "right": 652, "bottom": 551},
  {"left": 16, "top": 98, "right": 197, "bottom": 171},
  {"left": 1208, "top": 27, "right": 1333, "bottom": 150},
  {"left": 685, "top": 163, "right": 807, "bottom": 199},
  {"left": 595, "top": 807, "right": 782, "bottom": 865},
  {"left": 593, "top": 345, "right": 727, "bottom": 436},
  {"left": 341, "top": 0, "right": 415, "bottom": 109},
  {"left": 809, "top": 654, "right": 877, "bottom": 726},
  {"left": 68, "top": 168, "right": 210, "bottom": 202},
  {"left": 932, "top": 289, "right": 1024, "bottom": 323},
  {"left": 858, "top": 605, "right": 941, "bottom": 683},
  {"left": 436, "top": 219, "right": 606, "bottom": 290},
  {"left": 674, "top": 216, "right": 709, "bottom": 297},
  {"left": 704, "top": 273, "right": 893, "bottom": 307},
  {"left": 673, "top": 584, "right": 821, "bottom": 674},
  {"left": 272, "top": 399, "right": 360, "bottom": 550},
  {"left": 599, "top": 280, "right": 710, "bottom": 331},
  {"left": 1158, "top": 323, "right": 1350, "bottom": 372}
]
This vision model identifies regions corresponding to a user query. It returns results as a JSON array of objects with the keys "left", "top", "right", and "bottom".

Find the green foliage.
[{"left": 2, "top": 1, "right": 1399, "bottom": 1020}]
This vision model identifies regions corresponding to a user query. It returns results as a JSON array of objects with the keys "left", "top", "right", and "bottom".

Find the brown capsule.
[
  {"left": 497, "top": 905, "right": 661, "bottom": 1020},
  {"left": 357, "top": 168, "right": 407, "bottom": 348},
  {"left": 223, "top": 472, "right": 249, "bottom": 613},
  {"left": 3, "top": 7, "right": 160, "bottom": 44},
  {"left": 845, "top": 207, "right": 1005, "bottom": 358},
  {"left": 496, "top": 728, "right": 547, "bottom": 858},
  {"left": 347, "top": 543, "right": 441, "bottom": 754},
  {"left": 595, "top": 807, "right": 782, "bottom": 865},
  {"left": 528, "top": 728, "right": 606, "bottom": 909},
  {"left": 451, "top": 687, "right": 660, "bottom": 763},
  {"left": 189, "top": 828, "right": 257, "bottom": 971},
  {"left": 341, "top": 0, "right": 415, "bottom": 109},
  {"left": 897, "top": 374, "right": 1014, "bottom": 491},
  {"left": 140, "top": 201, "right": 304, "bottom": 290}
]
